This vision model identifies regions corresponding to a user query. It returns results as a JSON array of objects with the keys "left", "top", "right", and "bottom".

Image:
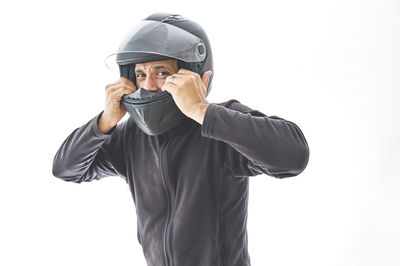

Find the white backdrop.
[{"left": 1, "top": 0, "right": 399, "bottom": 265}]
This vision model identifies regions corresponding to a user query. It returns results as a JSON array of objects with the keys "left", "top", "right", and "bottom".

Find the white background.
[{"left": 1, "top": 0, "right": 399, "bottom": 265}]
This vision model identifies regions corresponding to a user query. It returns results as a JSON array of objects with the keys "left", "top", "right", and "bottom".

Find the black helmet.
[{"left": 106, "top": 13, "right": 213, "bottom": 135}]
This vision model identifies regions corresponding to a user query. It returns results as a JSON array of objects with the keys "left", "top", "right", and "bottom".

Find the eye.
[
  {"left": 136, "top": 73, "right": 146, "bottom": 79},
  {"left": 157, "top": 71, "right": 169, "bottom": 77}
]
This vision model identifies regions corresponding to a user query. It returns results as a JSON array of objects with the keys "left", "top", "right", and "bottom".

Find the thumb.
[{"left": 202, "top": 71, "right": 212, "bottom": 89}]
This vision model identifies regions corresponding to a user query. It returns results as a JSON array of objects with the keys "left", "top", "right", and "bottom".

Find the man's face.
[{"left": 135, "top": 59, "right": 178, "bottom": 92}]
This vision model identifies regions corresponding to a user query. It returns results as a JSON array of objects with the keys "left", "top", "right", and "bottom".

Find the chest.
[{"left": 126, "top": 129, "right": 226, "bottom": 194}]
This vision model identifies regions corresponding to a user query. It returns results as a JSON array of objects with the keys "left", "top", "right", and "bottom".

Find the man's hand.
[
  {"left": 98, "top": 77, "right": 137, "bottom": 133},
  {"left": 161, "top": 69, "right": 212, "bottom": 124}
]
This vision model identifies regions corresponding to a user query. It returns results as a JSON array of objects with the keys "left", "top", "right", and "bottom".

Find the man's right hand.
[{"left": 98, "top": 77, "right": 137, "bottom": 133}]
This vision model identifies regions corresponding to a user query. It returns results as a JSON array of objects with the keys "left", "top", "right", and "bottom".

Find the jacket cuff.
[{"left": 201, "top": 103, "right": 221, "bottom": 138}]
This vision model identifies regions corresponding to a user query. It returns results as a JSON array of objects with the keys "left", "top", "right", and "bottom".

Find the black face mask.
[{"left": 121, "top": 88, "right": 187, "bottom": 136}]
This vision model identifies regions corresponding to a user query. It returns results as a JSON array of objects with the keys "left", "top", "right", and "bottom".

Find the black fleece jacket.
[{"left": 52, "top": 99, "right": 309, "bottom": 266}]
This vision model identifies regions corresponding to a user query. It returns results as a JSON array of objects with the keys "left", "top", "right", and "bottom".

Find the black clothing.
[{"left": 52, "top": 100, "right": 309, "bottom": 266}]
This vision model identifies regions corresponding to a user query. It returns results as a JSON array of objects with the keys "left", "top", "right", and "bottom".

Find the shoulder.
[
  {"left": 215, "top": 99, "right": 279, "bottom": 119},
  {"left": 215, "top": 99, "right": 255, "bottom": 114}
]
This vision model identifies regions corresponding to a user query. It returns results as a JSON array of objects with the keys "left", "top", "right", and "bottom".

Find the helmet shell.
[{"left": 118, "top": 13, "right": 213, "bottom": 95}]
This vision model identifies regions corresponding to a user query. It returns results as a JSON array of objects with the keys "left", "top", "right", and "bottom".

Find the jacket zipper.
[{"left": 160, "top": 138, "right": 174, "bottom": 266}]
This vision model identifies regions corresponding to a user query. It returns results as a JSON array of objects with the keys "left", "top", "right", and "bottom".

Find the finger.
[
  {"left": 119, "top": 77, "right": 135, "bottom": 84},
  {"left": 110, "top": 86, "right": 136, "bottom": 101},
  {"left": 119, "top": 85, "right": 136, "bottom": 95},
  {"left": 165, "top": 74, "right": 182, "bottom": 86},
  {"left": 161, "top": 82, "right": 177, "bottom": 94},
  {"left": 105, "top": 83, "right": 136, "bottom": 92},
  {"left": 165, "top": 75, "right": 174, "bottom": 84},
  {"left": 106, "top": 81, "right": 136, "bottom": 94},
  {"left": 171, "top": 71, "right": 187, "bottom": 76},
  {"left": 177, "top": 68, "right": 194, "bottom": 75},
  {"left": 106, "top": 77, "right": 135, "bottom": 90},
  {"left": 112, "top": 77, "right": 135, "bottom": 88},
  {"left": 118, "top": 78, "right": 136, "bottom": 88},
  {"left": 177, "top": 69, "right": 201, "bottom": 80},
  {"left": 107, "top": 87, "right": 136, "bottom": 99}
]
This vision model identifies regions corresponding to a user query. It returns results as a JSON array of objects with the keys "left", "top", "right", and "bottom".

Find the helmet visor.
[{"left": 105, "top": 20, "right": 207, "bottom": 70}]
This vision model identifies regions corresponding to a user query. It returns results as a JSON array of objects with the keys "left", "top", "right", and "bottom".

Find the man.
[{"left": 52, "top": 13, "right": 309, "bottom": 266}]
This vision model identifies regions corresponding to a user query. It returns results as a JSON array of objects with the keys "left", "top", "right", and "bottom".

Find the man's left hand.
[{"left": 162, "top": 69, "right": 212, "bottom": 125}]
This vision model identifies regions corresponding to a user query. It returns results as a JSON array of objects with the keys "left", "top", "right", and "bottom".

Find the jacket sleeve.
[
  {"left": 52, "top": 111, "right": 128, "bottom": 183},
  {"left": 201, "top": 100, "right": 309, "bottom": 178}
]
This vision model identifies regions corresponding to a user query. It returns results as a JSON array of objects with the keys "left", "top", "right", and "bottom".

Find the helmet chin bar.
[{"left": 122, "top": 90, "right": 187, "bottom": 136}]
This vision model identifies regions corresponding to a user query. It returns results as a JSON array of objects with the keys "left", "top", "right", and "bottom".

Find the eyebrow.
[{"left": 135, "top": 65, "right": 170, "bottom": 73}]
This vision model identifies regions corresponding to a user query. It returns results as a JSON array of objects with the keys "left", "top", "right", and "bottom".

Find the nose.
[{"left": 143, "top": 76, "right": 161, "bottom": 92}]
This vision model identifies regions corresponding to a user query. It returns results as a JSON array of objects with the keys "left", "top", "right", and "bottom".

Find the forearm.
[
  {"left": 52, "top": 112, "right": 116, "bottom": 183},
  {"left": 188, "top": 102, "right": 210, "bottom": 125},
  {"left": 98, "top": 113, "right": 117, "bottom": 134},
  {"left": 201, "top": 102, "right": 309, "bottom": 176}
]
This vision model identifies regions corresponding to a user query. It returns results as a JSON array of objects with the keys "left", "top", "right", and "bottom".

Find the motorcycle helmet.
[{"left": 106, "top": 13, "right": 213, "bottom": 135}]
